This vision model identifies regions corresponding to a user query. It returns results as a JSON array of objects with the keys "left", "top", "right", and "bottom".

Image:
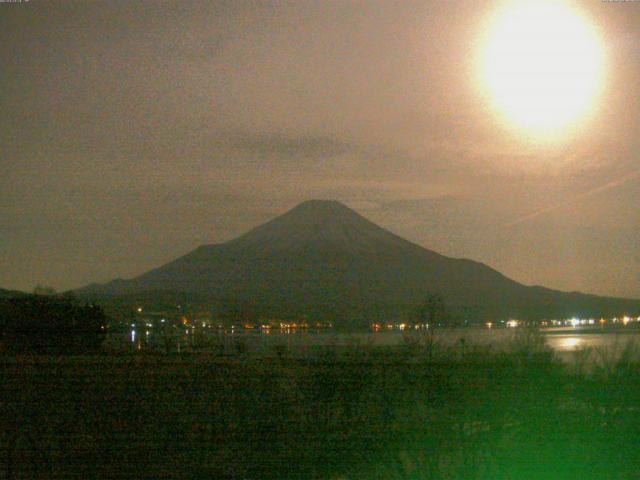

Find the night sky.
[{"left": 1, "top": 0, "right": 639, "bottom": 298}]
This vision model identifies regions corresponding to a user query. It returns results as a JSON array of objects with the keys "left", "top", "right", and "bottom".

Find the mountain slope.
[{"left": 80, "top": 200, "right": 639, "bottom": 324}]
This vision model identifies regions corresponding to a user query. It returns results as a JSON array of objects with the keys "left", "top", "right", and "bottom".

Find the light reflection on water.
[
  {"left": 545, "top": 333, "right": 639, "bottom": 353},
  {"left": 554, "top": 336, "right": 582, "bottom": 351}
]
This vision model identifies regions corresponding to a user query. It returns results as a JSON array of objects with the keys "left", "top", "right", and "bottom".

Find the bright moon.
[{"left": 481, "top": 2, "right": 604, "bottom": 135}]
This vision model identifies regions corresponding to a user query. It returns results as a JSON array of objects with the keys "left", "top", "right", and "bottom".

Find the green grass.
[{"left": 1, "top": 335, "right": 640, "bottom": 479}]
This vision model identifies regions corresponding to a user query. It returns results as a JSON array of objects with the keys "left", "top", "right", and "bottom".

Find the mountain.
[{"left": 79, "top": 200, "right": 639, "bottom": 325}]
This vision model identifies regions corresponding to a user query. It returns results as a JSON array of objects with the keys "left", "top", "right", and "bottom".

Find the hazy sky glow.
[{"left": 1, "top": 0, "right": 639, "bottom": 298}]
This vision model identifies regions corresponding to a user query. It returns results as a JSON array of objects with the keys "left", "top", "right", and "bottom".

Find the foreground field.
[{"left": 2, "top": 339, "right": 640, "bottom": 479}]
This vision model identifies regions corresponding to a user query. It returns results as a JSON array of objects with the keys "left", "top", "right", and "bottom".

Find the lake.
[{"left": 107, "top": 325, "right": 640, "bottom": 364}]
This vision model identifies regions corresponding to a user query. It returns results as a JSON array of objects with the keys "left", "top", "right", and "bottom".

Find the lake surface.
[{"left": 108, "top": 326, "right": 640, "bottom": 363}]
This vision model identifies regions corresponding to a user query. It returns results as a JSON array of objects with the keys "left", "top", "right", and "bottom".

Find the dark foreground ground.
[{"left": 2, "top": 340, "right": 640, "bottom": 479}]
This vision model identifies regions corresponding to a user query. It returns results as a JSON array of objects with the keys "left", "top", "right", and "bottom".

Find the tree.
[
  {"left": 415, "top": 293, "right": 448, "bottom": 327},
  {"left": 33, "top": 285, "right": 56, "bottom": 296},
  {"left": 0, "top": 294, "right": 107, "bottom": 354}
]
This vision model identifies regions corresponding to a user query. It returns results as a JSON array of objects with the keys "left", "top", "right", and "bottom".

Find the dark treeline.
[{"left": 0, "top": 294, "right": 107, "bottom": 354}]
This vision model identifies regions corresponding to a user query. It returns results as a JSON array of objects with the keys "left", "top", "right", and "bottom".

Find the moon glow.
[{"left": 480, "top": 2, "right": 605, "bottom": 136}]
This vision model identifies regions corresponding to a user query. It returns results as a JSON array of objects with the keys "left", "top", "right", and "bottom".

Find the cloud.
[{"left": 219, "top": 132, "right": 353, "bottom": 159}]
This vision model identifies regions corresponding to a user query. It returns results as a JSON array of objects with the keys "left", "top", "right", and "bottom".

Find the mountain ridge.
[{"left": 79, "top": 200, "right": 639, "bottom": 325}]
